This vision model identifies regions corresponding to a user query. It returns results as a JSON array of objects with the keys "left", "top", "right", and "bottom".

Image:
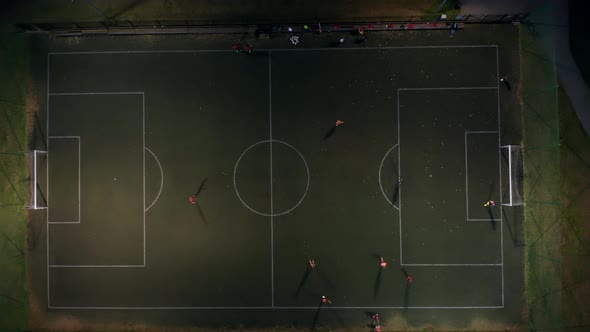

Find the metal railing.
[{"left": 16, "top": 13, "right": 529, "bottom": 36}]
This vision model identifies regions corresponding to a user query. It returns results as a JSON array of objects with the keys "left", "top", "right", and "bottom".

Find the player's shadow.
[
  {"left": 310, "top": 302, "right": 323, "bottom": 331},
  {"left": 195, "top": 201, "right": 209, "bottom": 225},
  {"left": 195, "top": 177, "right": 208, "bottom": 196},
  {"left": 194, "top": 177, "right": 209, "bottom": 224},
  {"left": 403, "top": 283, "right": 411, "bottom": 311},
  {"left": 486, "top": 184, "right": 497, "bottom": 230},
  {"left": 295, "top": 264, "right": 313, "bottom": 297},
  {"left": 322, "top": 126, "right": 337, "bottom": 141},
  {"left": 487, "top": 207, "right": 496, "bottom": 230},
  {"left": 392, "top": 182, "right": 400, "bottom": 205},
  {"left": 402, "top": 269, "right": 411, "bottom": 310},
  {"left": 373, "top": 267, "right": 383, "bottom": 298},
  {"left": 371, "top": 253, "right": 384, "bottom": 298}
]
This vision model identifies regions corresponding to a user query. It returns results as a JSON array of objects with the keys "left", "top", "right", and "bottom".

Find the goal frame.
[
  {"left": 25, "top": 150, "right": 48, "bottom": 210},
  {"left": 501, "top": 144, "right": 525, "bottom": 207}
]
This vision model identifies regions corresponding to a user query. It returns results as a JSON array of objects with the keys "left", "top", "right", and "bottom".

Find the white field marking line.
[
  {"left": 378, "top": 144, "right": 399, "bottom": 210},
  {"left": 262, "top": 45, "right": 499, "bottom": 52},
  {"left": 142, "top": 93, "right": 146, "bottom": 266},
  {"left": 47, "top": 45, "right": 499, "bottom": 56},
  {"left": 47, "top": 136, "right": 81, "bottom": 224},
  {"left": 397, "top": 89, "right": 403, "bottom": 264},
  {"left": 50, "top": 264, "right": 145, "bottom": 268},
  {"left": 33, "top": 151, "right": 37, "bottom": 207},
  {"left": 144, "top": 147, "right": 163, "bottom": 212},
  {"left": 496, "top": 46, "right": 505, "bottom": 307},
  {"left": 47, "top": 305, "right": 503, "bottom": 310},
  {"left": 399, "top": 87, "right": 497, "bottom": 91},
  {"left": 508, "top": 146, "right": 513, "bottom": 205},
  {"left": 465, "top": 131, "right": 469, "bottom": 222},
  {"left": 49, "top": 92, "right": 143, "bottom": 95},
  {"left": 233, "top": 140, "right": 310, "bottom": 217},
  {"left": 463, "top": 131, "right": 501, "bottom": 222},
  {"left": 268, "top": 51, "right": 274, "bottom": 308},
  {"left": 47, "top": 93, "right": 146, "bottom": 269},
  {"left": 49, "top": 50, "right": 237, "bottom": 55},
  {"left": 401, "top": 263, "right": 502, "bottom": 267},
  {"left": 399, "top": 87, "right": 504, "bottom": 269},
  {"left": 46, "top": 53, "right": 50, "bottom": 307},
  {"left": 47, "top": 46, "right": 504, "bottom": 309}
]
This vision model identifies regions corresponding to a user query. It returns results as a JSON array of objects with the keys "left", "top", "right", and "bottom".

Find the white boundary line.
[
  {"left": 142, "top": 93, "right": 146, "bottom": 266},
  {"left": 496, "top": 46, "right": 505, "bottom": 307},
  {"left": 465, "top": 131, "right": 500, "bottom": 134},
  {"left": 46, "top": 53, "right": 50, "bottom": 307},
  {"left": 46, "top": 45, "right": 506, "bottom": 310},
  {"left": 401, "top": 263, "right": 502, "bottom": 267},
  {"left": 144, "top": 147, "right": 164, "bottom": 212},
  {"left": 47, "top": 93, "right": 146, "bottom": 269},
  {"left": 47, "top": 45, "right": 498, "bottom": 56},
  {"left": 47, "top": 136, "right": 80, "bottom": 224},
  {"left": 507, "top": 145, "right": 513, "bottom": 205},
  {"left": 268, "top": 51, "right": 274, "bottom": 308},
  {"left": 33, "top": 150, "right": 38, "bottom": 208},
  {"left": 48, "top": 305, "right": 504, "bottom": 310},
  {"left": 399, "top": 87, "right": 498, "bottom": 91},
  {"left": 397, "top": 84, "right": 503, "bottom": 269},
  {"left": 397, "top": 89, "right": 403, "bottom": 264},
  {"left": 50, "top": 264, "right": 145, "bottom": 268},
  {"left": 465, "top": 131, "right": 469, "bottom": 222},
  {"left": 49, "top": 92, "right": 143, "bottom": 96}
]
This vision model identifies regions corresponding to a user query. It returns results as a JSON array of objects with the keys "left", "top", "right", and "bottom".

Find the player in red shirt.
[
  {"left": 189, "top": 195, "right": 197, "bottom": 204},
  {"left": 373, "top": 313, "right": 380, "bottom": 323}
]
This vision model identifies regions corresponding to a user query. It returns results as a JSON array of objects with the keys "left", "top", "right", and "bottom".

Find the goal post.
[
  {"left": 501, "top": 145, "right": 525, "bottom": 206},
  {"left": 25, "top": 150, "right": 48, "bottom": 210}
]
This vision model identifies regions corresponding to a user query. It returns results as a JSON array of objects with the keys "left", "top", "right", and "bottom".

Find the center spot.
[{"left": 233, "top": 140, "right": 309, "bottom": 217}]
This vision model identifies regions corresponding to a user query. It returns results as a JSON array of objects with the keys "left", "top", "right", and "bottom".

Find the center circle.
[{"left": 233, "top": 140, "right": 310, "bottom": 217}]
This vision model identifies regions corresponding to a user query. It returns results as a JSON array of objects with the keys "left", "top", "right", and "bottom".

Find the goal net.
[
  {"left": 25, "top": 150, "right": 48, "bottom": 210},
  {"left": 501, "top": 145, "right": 525, "bottom": 206}
]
